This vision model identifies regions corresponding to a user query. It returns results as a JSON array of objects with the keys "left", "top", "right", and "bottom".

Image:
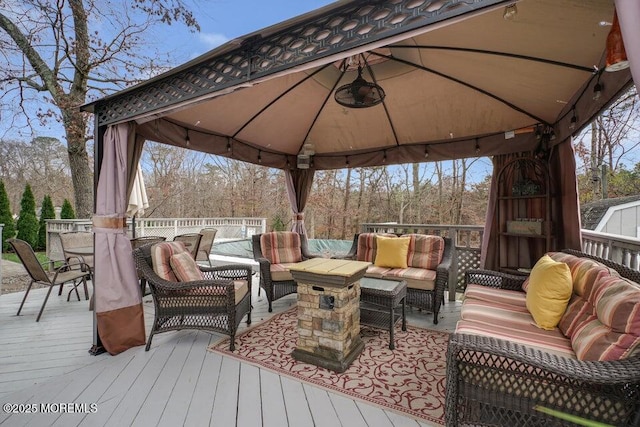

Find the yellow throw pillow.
[
  {"left": 525, "top": 254, "right": 573, "bottom": 330},
  {"left": 374, "top": 236, "right": 410, "bottom": 269}
]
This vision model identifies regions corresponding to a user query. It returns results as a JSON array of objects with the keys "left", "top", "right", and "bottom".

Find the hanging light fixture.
[
  {"left": 334, "top": 65, "right": 385, "bottom": 108},
  {"left": 605, "top": 10, "right": 629, "bottom": 72}
]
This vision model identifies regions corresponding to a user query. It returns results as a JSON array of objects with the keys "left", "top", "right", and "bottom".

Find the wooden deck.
[{"left": 0, "top": 275, "right": 460, "bottom": 426}]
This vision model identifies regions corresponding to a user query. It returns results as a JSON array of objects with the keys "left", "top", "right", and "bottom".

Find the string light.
[
  {"left": 475, "top": 140, "right": 480, "bottom": 154},
  {"left": 258, "top": 151, "right": 262, "bottom": 164},
  {"left": 424, "top": 146, "right": 429, "bottom": 159},
  {"left": 382, "top": 150, "right": 387, "bottom": 163},
  {"left": 226, "top": 139, "right": 232, "bottom": 152},
  {"left": 185, "top": 129, "right": 190, "bottom": 145},
  {"left": 569, "top": 108, "right": 577, "bottom": 131},
  {"left": 593, "top": 81, "right": 602, "bottom": 101}
]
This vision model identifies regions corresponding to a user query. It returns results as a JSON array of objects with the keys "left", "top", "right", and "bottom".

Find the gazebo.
[{"left": 82, "top": 0, "right": 639, "bottom": 354}]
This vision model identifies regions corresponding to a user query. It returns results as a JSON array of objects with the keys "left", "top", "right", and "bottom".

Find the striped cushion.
[
  {"left": 402, "top": 234, "right": 445, "bottom": 270},
  {"left": 548, "top": 252, "right": 620, "bottom": 296},
  {"left": 464, "top": 284, "right": 528, "bottom": 308},
  {"left": 384, "top": 267, "right": 436, "bottom": 290},
  {"left": 170, "top": 251, "right": 204, "bottom": 282},
  {"left": 570, "top": 275, "right": 640, "bottom": 360},
  {"left": 260, "top": 232, "right": 302, "bottom": 264},
  {"left": 269, "top": 263, "right": 298, "bottom": 281},
  {"left": 151, "top": 241, "right": 189, "bottom": 282},
  {"left": 356, "top": 233, "right": 396, "bottom": 263},
  {"left": 456, "top": 319, "right": 575, "bottom": 358},
  {"left": 365, "top": 265, "right": 392, "bottom": 278}
]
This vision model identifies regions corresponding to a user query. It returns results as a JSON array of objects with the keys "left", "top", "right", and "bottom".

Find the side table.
[{"left": 360, "top": 277, "right": 407, "bottom": 350}]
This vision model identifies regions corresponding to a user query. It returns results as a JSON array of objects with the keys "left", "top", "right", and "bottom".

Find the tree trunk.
[{"left": 63, "top": 107, "right": 93, "bottom": 218}]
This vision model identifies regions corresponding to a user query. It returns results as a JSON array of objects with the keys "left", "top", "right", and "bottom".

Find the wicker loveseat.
[
  {"left": 446, "top": 249, "right": 640, "bottom": 426},
  {"left": 341, "top": 232, "right": 453, "bottom": 324}
]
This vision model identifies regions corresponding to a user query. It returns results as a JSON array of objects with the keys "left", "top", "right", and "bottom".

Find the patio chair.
[
  {"left": 8, "top": 238, "right": 91, "bottom": 321},
  {"left": 252, "top": 231, "right": 317, "bottom": 312},
  {"left": 172, "top": 233, "right": 202, "bottom": 259},
  {"left": 133, "top": 241, "right": 252, "bottom": 351},
  {"left": 130, "top": 236, "right": 167, "bottom": 296},
  {"left": 59, "top": 231, "right": 94, "bottom": 271},
  {"left": 195, "top": 228, "right": 217, "bottom": 267}
]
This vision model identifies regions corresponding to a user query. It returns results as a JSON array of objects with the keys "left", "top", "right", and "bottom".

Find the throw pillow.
[
  {"left": 170, "top": 251, "right": 204, "bottom": 282},
  {"left": 525, "top": 254, "right": 573, "bottom": 330},
  {"left": 374, "top": 236, "right": 410, "bottom": 269},
  {"left": 150, "top": 241, "right": 189, "bottom": 282}
]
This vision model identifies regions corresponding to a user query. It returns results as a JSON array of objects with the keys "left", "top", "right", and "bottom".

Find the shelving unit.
[{"left": 496, "top": 157, "right": 553, "bottom": 274}]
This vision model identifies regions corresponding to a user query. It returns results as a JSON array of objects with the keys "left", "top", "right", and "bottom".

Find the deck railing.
[
  {"left": 581, "top": 230, "right": 640, "bottom": 269},
  {"left": 46, "top": 217, "right": 266, "bottom": 263}
]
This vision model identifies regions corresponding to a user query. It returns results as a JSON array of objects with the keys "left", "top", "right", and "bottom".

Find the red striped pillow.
[
  {"left": 170, "top": 251, "right": 204, "bottom": 282},
  {"left": 403, "top": 234, "right": 445, "bottom": 270},
  {"left": 150, "top": 241, "right": 189, "bottom": 281},
  {"left": 260, "top": 232, "right": 302, "bottom": 264}
]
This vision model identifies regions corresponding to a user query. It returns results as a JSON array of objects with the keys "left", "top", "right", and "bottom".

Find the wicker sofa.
[
  {"left": 341, "top": 232, "right": 453, "bottom": 324},
  {"left": 446, "top": 249, "right": 640, "bottom": 426}
]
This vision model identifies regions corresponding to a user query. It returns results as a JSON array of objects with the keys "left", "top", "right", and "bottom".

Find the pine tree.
[
  {"left": 16, "top": 184, "right": 39, "bottom": 247},
  {"left": 60, "top": 199, "right": 76, "bottom": 219},
  {"left": 0, "top": 180, "right": 16, "bottom": 252},
  {"left": 37, "top": 195, "right": 55, "bottom": 250}
]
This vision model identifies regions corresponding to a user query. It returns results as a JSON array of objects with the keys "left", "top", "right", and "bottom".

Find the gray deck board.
[
  {"left": 236, "top": 364, "right": 261, "bottom": 427},
  {"left": 210, "top": 357, "right": 240, "bottom": 427},
  {"left": 0, "top": 272, "right": 461, "bottom": 427}
]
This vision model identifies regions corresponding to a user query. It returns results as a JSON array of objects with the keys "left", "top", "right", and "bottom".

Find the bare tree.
[{"left": 0, "top": 0, "right": 199, "bottom": 217}]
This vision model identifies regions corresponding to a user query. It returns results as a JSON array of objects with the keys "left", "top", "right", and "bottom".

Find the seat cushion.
[
  {"left": 269, "top": 263, "right": 298, "bottom": 281},
  {"left": 170, "top": 251, "right": 204, "bottom": 282},
  {"left": 383, "top": 267, "right": 436, "bottom": 290},
  {"left": 151, "top": 241, "right": 190, "bottom": 282},
  {"left": 160, "top": 280, "right": 249, "bottom": 306},
  {"left": 402, "top": 234, "right": 445, "bottom": 270},
  {"left": 526, "top": 255, "right": 572, "bottom": 330},
  {"left": 260, "top": 232, "right": 302, "bottom": 264},
  {"left": 458, "top": 298, "right": 575, "bottom": 357}
]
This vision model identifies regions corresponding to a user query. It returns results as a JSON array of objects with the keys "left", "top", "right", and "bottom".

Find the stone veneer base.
[{"left": 291, "top": 336, "right": 364, "bottom": 373}]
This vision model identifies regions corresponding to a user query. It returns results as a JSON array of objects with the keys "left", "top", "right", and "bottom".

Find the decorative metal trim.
[{"left": 93, "top": 0, "right": 508, "bottom": 126}]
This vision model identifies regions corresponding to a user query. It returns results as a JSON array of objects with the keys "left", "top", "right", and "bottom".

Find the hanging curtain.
[
  {"left": 615, "top": 0, "right": 640, "bottom": 89},
  {"left": 480, "top": 153, "right": 519, "bottom": 270},
  {"left": 548, "top": 138, "right": 582, "bottom": 250},
  {"left": 285, "top": 168, "right": 315, "bottom": 236},
  {"left": 93, "top": 122, "right": 146, "bottom": 355}
]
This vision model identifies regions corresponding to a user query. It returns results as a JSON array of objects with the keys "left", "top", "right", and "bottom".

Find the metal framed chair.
[
  {"left": 8, "top": 238, "right": 91, "bottom": 321},
  {"left": 172, "top": 233, "right": 202, "bottom": 259},
  {"left": 195, "top": 228, "right": 217, "bottom": 267},
  {"left": 59, "top": 231, "right": 94, "bottom": 268}
]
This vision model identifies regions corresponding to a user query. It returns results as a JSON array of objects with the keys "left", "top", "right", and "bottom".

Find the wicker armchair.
[
  {"left": 446, "top": 250, "right": 640, "bottom": 426},
  {"left": 252, "top": 232, "right": 316, "bottom": 312},
  {"left": 133, "top": 244, "right": 252, "bottom": 351},
  {"left": 130, "top": 236, "right": 166, "bottom": 296}
]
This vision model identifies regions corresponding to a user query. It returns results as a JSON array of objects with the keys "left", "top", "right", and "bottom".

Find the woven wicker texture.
[{"left": 448, "top": 250, "right": 640, "bottom": 426}]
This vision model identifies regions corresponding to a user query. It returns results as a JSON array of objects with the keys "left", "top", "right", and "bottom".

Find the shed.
[{"left": 581, "top": 195, "right": 640, "bottom": 237}]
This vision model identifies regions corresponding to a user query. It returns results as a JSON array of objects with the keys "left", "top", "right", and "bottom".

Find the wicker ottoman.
[{"left": 360, "top": 277, "right": 407, "bottom": 349}]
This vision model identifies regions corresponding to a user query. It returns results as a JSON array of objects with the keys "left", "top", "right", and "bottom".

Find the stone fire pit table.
[{"left": 288, "top": 258, "right": 371, "bottom": 373}]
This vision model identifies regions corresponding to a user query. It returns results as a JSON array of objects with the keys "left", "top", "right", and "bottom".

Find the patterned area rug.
[{"left": 208, "top": 308, "right": 448, "bottom": 425}]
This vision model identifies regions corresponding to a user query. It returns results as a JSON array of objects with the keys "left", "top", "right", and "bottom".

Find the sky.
[
  {"left": 1, "top": 0, "right": 335, "bottom": 142},
  {"left": 0, "top": 0, "right": 493, "bottom": 180}
]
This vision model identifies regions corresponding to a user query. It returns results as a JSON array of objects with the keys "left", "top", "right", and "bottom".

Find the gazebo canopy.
[
  {"left": 85, "top": 0, "right": 633, "bottom": 169},
  {"left": 83, "top": 0, "right": 640, "bottom": 355}
]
